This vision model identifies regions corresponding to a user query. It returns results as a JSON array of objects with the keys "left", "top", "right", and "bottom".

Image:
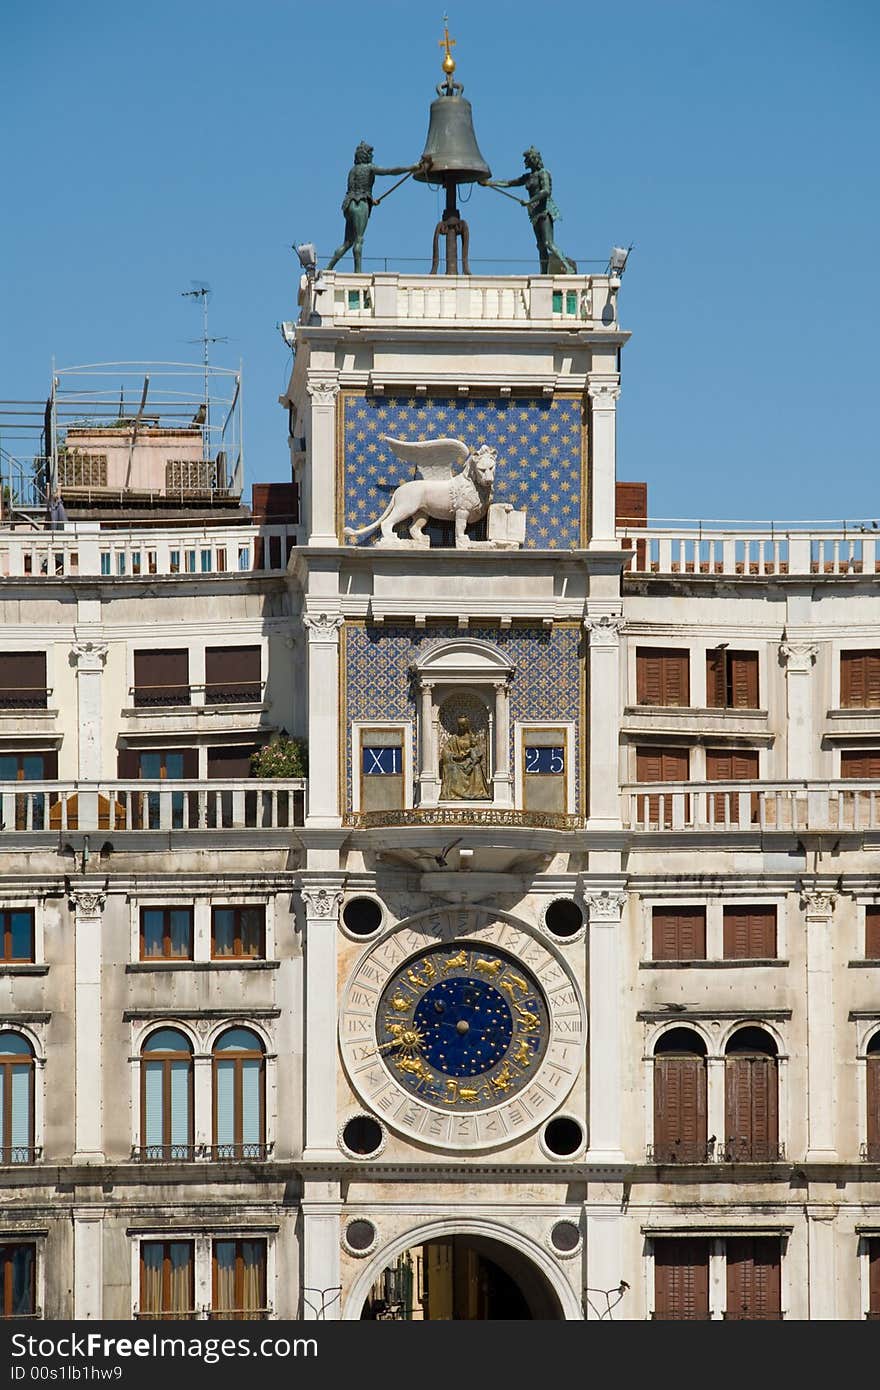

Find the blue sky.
[{"left": 2, "top": 0, "right": 878, "bottom": 523}]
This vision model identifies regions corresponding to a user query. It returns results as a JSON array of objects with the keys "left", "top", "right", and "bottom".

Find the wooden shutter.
[
  {"left": 730, "top": 652, "right": 759, "bottom": 708},
  {"left": 653, "top": 1239, "right": 709, "bottom": 1319},
  {"left": 866, "top": 907, "right": 880, "bottom": 959},
  {"left": 637, "top": 649, "right": 689, "bottom": 707},
  {"left": 725, "top": 1238, "right": 781, "bottom": 1319},
  {"left": 207, "top": 746, "right": 255, "bottom": 780},
  {"left": 869, "top": 1239, "right": 880, "bottom": 1316},
  {"left": 654, "top": 1056, "right": 707, "bottom": 1162},
  {"left": 706, "top": 649, "right": 726, "bottom": 708},
  {"left": 117, "top": 748, "right": 139, "bottom": 778},
  {"left": 636, "top": 747, "right": 690, "bottom": 828},
  {"left": 0, "top": 653, "right": 47, "bottom": 707},
  {"left": 841, "top": 750, "right": 880, "bottom": 779},
  {"left": 706, "top": 748, "right": 759, "bottom": 824},
  {"left": 133, "top": 650, "right": 189, "bottom": 705},
  {"left": 723, "top": 907, "right": 776, "bottom": 959},
  {"left": 725, "top": 1055, "right": 778, "bottom": 1160},
  {"left": 205, "top": 644, "right": 261, "bottom": 700},
  {"left": 653, "top": 908, "right": 706, "bottom": 960},
  {"left": 841, "top": 652, "right": 880, "bottom": 709},
  {"left": 867, "top": 1055, "right": 880, "bottom": 1162}
]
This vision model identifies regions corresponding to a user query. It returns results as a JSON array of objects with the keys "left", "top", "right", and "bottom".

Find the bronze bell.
[{"left": 413, "top": 89, "right": 491, "bottom": 185}]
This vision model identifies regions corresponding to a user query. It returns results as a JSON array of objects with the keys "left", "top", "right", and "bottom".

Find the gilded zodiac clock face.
[
  {"left": 339, "top": 911, "right": 586, "bottom": 1152},
  {"left": 376, "top": 944, "right": 550, "bottom": 1111}
]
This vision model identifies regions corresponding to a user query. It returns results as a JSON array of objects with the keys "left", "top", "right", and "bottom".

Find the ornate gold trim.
[{"left": 343, "top": 808, "right": 584, "bottom": 830}]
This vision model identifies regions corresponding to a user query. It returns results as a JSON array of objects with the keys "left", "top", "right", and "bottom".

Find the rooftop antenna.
[{"left": 181, "top": 281, "right": 227, "bottom": 459}]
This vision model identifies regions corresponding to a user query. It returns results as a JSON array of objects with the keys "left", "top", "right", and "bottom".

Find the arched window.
[
  {"left": 724, "top": 1028, "right": 780, "bottom": 1162},
  {"left": 866, "top": 1032, "right": 880, "bottom": 1162},
  {"left": 212, "top": 1028, "right": 265, "bottom": 1160},
  {"left": 652, "top": 1029, "right": 708, "bottom": 1163},
  {"left": 0, "top": 1033, "right": 35, "bottom": 1164},
  {"left": 140, "top": 1029, "right": 193, "bottom": 1160}
]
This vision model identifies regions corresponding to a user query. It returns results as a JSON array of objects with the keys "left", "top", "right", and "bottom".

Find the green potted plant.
[{"left": 250, "top": 734, "right": 308, "bottom": 778}]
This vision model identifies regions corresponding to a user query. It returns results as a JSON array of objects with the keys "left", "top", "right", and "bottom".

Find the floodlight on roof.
[
  {"left": 294, "top": 242, "right": 318, "bottom": 274},
  {"left": 608, "top": 245, "right": 631, "bottom": 277}
]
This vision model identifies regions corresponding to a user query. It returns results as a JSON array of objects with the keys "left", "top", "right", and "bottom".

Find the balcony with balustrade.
[
  {"left": 622, "top": 781, "right": 880, "bottom": 835},
  {"left": 0, "top": 780, "right": 305, "bottom": 838}
]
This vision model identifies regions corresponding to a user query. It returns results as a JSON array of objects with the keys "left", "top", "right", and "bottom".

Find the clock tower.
[{"left": 280, "top": 36, "right": 630, "bottom": 1319}]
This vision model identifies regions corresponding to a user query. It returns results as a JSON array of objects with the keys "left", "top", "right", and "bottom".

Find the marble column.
[
  {"left": 301, "top": 1180, "right": 342, "bottom": 1320},
  {"left": 585, "top": 890, "right": 627, "bottom": 1162},
  {"left": 301, "top": 882, "right": 344, "bottom": 1162},
  {"left": 803, "top": 888, "right": 837, "bottom": 1160},
  {"left": 780, "top": 640, "right": 818, "bottom": 780},
  {"left": 72, "top": 639, "right": 108, "bottom": 830},
  {"left": 73, "top": 1209, "right": 103, "bottom": 1319},
  {"left": 584, "top": 612, "right": 624, "bottom": 828},
  {"left": 303, "top": 614, "right": 343, "bottom": 826},
  {"left": 419, "top": 680, "right": 439, "bottom": 805},
  {"left": 587, "top": 376, "right": 621, "bottom": 548},
  {"left": 305, "top": 378, "right": 340, "bottom": 545},
  {"left": 71, "top": 888, "right": 105, "bottom": 1163},
  {"left": 493, "top": 680, "right": 512, "bottom": 805}
]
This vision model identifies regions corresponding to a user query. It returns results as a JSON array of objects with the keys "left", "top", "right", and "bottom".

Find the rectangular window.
[
  {"left": 723, "top": 906, "right": 777, "bottom": 959},
  {"left": 706, "top": 650, "right": 759, "bottom": 708},
  {"left": 841, "top": 751, "right": 880, "bottom": 779},
  {"left": 635, "top": 746, "right": 690, "bottom": 828},
  {"left": 0, "top": 910, "right": 34, "bottom": 963},
  {"left": 869, "top": 1238, "right": 880, "bottom": 1319},
  {"left": 867, "top": 907, "right": 880, "bottom": 959},
  {"left": 841, "top": 651, "right": 880, "bottom": 709},
  {"left": 652, "top": 907, "right": 706, "bottom": 960},
  {"left": 212, "top": 906, "right": 266, "bottom": 960},
  {"left": 0, "top": 1243, "right": 36, "bottom": 1319},
  {"left": 133, "top": 650, "right": 190, "bottom": 707},
  {"left": 0, "top": 653, "right": 47, "bottom": 710},
  {"left": 359, "top": 729, "right": 405, "bottom": 814},
  {"left": 706, "top": 747, "right": 759, "bottom": 825},
  {"left": 522, "top": 728, "right": 568, "bottom": 815},
  {"left": 139, "top": 1241, "right": 194, "bottom": 1321},
  {"left": 0, "top": 751, "right": 58, "bottom": 832},
  {"left": 211, "top": 1239, "right": 267, "bottom": 1320},
  {"left": 725, "top": 1237, "right": 782, "bottom": 1320},
  {"left": 636, "top": 649, "right": 690, "bottom": 707},
  {"left": 140, "top": 907, "right": 194, "bottom": 960},
  {"left": 205, "top": 646, "right": 261, "bottom": 705},
  {"left": 652, "top": 1239, "right": 710, "bottom": 1320}
]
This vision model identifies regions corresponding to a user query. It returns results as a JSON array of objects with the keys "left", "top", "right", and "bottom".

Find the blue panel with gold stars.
[{"left": 340, "top": 392, "right": 586, "bottom": 549}]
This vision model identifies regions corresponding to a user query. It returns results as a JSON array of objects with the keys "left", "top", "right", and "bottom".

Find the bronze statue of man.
[
  {"left": 327, "top": 142, "right": 427, "bottom": 273},
  {"left": 486, "top": 147, "right": 577, "bottom": 275}
]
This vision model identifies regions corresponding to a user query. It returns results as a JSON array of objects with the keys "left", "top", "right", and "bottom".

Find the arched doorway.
[{"left": 356, "top": 1231, "right": 568, "bottom": 1320}]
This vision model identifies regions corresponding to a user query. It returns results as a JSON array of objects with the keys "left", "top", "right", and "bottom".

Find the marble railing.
[
  {"left": 623, "top": 780, "right": 880, "bottom": 832},
  {"left": 619, "top": 526, "right": 880, "bottom": 577},
  {"left": 0, "top": 780, "right": 305, "bottom": 832},
  {"left": 0, "top": 522, "right": 296, "bottom": 579}
]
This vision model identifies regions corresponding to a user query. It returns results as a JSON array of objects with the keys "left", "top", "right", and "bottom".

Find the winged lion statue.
[{"left": 343, "top": 435, "right": 497, "bottom": 548}]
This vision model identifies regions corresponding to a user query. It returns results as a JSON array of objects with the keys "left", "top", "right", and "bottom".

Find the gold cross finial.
[{"left": 439, "top": 16, "right": 456, "bottom": 78}]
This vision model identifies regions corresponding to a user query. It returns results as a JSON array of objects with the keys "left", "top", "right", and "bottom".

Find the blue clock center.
[{"left": 412, "top": 977, "right": 513, "bottom": 1078}]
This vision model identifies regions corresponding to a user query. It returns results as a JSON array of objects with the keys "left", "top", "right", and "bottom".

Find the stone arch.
[{"left": 343, "top": 1217, "right": 581, "bottom": 1320}]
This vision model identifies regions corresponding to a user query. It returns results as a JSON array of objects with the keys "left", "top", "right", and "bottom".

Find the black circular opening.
[
  {"left": 550, "top": 1220, "right": 580, "bottom": 1253},
  {"left": 342, "top": 898, "right": 383, "bottom": 937},
  {"left": 342, "top": 1115, "right": 383, "bottom": 1156},
  {"left": 345, "top": 1219, "right": 376, "bottom": 1252},
  {"left": 545, "top": 899, "right": 583, "bottom": 938},
  {"left": 544, "top": 1116, "right": 584, "bottom": 1157}
]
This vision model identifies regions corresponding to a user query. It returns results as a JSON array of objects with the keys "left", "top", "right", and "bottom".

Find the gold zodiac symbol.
[
  {"left": 500, "top": 975, "right": 530, "bottom": 1001},
  {"left": 512, "top": 1038, "right": 532, "bottom": 1067},
  {"left": 489, "top": 1063, "right": 515, "bottom": 1093},
  {"left": 407, "top": 959, "right": 436, "bottom": 990},
  {"left": 441, "top": 949, "right": 469, "bottom": 972},
  {"left": 389, "top": 993, "right": 411, "bottom": 1013},
  {"left": 515, "top": 1006, "right": 540, "bottom": 1032},
  {"left": 445, "top": 1080, "right": 480, "bottom": 1104},
  {"left": 473, "top": 957, "right": 503, "bottom": 977},
  {"left": 395, "top": 1056, "right": 435, "bottom": 1083}
]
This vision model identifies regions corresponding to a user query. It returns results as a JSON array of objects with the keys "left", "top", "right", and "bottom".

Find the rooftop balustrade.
[
  {"left": 619, "top": 524, "right": 880, "bottom": 578},
  {"left": 0, "top": 522, "right": 296, "bottom": 580}
]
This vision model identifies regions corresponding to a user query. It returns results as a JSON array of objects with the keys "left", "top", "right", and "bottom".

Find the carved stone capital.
[
  {"left": 586, "top": 378, "right": 621, "bottom": 406},
  {"left": 306, "top": 379, "right": 340, "bottom": 407},
  {"left": 801, "top": 889, "right": 837, "bottom": 917},
  {"left": 583, "top": 613, "right": 625, "bottom": 647},
  {"left": 70, "top": 890, "right": 106, "bottom": 918},
  {"left": 585, "top": 891, "right": 627, "bottom": 922},
  {"left": 780, "top": 641, "right": 818, "bottom": 673},
  {"left": 301, "top": 887, "right": 344, "bottom": 919},
  {"left": 303, "top": 613, "right": 344, "bottom": 643},
  {"left": 71, "top": 641, "right": 109, "bottom": 673}
]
